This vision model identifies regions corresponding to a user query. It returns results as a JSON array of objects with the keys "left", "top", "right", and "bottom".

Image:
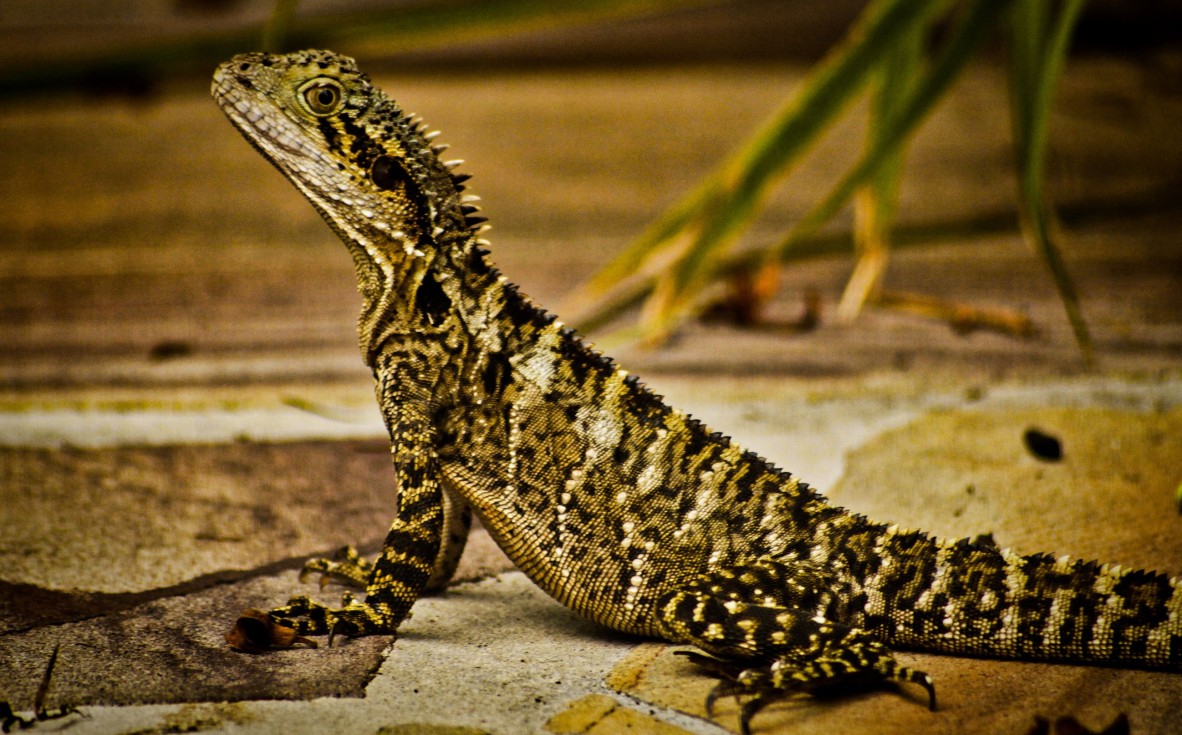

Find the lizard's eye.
[{"left": 300, "top": 78, "right": 343, "bottom": 116}]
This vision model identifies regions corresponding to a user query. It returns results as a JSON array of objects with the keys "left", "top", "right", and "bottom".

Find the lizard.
[{"left": 212, "top": 49, "right": 1182, "bottom": 733}]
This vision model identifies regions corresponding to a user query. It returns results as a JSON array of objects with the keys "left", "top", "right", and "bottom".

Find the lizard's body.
[{"left": 213, "top": 50, "right": 1182, "bottom": 732}]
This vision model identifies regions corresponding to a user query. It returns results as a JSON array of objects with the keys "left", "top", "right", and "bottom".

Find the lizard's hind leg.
[{"left": 657, "top": 562, "right": 934, "bottom": 734}]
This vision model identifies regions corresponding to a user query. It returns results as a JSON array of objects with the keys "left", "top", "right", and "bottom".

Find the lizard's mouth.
[
  {"left": 211, "top": 61, "right": 387, "bottom": 269},
  {"left": 211, "top": 63, "right": 346, "bottom": 229},
  {"left": 212, "top": 68, "right": 316, "bottom": 164}
]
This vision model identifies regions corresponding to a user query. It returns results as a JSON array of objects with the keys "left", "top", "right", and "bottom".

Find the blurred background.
[
  {"left": 2, "top": 0, "right": 1181, "bottom": 391},
  {"left": 2, "top": 1, "right": 1178, "bottom": 81}
]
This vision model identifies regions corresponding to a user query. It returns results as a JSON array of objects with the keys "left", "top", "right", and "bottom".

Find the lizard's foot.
[
  {"left": 299, "top": 545, "right": 373, "bottom": 589},
  {"left": 687, "top": 638, "right": 935, "bottom": 735},
  {"left": 270, "top": 592, "right": 397, "bottom": 643}
]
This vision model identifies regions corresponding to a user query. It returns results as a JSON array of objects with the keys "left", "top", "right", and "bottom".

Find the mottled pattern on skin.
[{"left": 213, "top": 50, "right": 1182, "bottom": 733}]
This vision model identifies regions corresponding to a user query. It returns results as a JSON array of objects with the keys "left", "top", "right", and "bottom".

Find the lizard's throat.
[{"left": 296, "top": 181, "right": 431, "bottom": 298}]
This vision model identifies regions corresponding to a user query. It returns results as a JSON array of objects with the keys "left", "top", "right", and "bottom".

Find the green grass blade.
[
  {"left": 587, "top": 0, "right": 951, "bottom": 337},
  {"left": 570, "top": 0, "right": 946, "bottom": 317},
  {"left": 1007, "top": 1, "right": 1048, "bottom": 137},
  {"left": 766, "top": 0, "right": 1016, "bottom": 270},
  {"left": 648, "top": 0, "right": 959, "bottom": 335},
  {"left": 839, "top": 17, "right": 926, "bottom": 320},
  {"left": 1007, "top": 0, "right": 1092, "bottom": 364},
  {"left": 262, "top": 0, "right": 300, "bottom": 52},
  {"left": 580, "top": 181, "right": 1176, "bottom": 337},
  {"left": 0, "top": 0, "right": 723, "bottom": 96},
  {"left": 563, "top": 170, "right": 723, "bottom": 316},
  {"left": 866, "top": 20, "right": 924, "bottom": 229}
]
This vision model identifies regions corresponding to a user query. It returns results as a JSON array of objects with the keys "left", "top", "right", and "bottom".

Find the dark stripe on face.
[
  {"left": 317, "top": 117, "right": 342, "bottom": 154},
  {"left": 370, "top": 153, "right": 434, "bottom": 241}
]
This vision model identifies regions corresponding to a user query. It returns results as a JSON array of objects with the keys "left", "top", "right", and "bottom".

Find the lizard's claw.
[
  {"left": 674, "top": 649, "right": 744, "bottom": 680},
  {"left": 685, "top": 640, "right": 936, "bottom": 735}
]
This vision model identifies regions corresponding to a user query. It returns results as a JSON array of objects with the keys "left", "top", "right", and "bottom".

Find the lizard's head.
[{"left": 212, "top": 49, "right": 479, "bottom": 293}]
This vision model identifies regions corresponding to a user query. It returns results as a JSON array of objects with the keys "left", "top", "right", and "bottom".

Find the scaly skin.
[{"left": 213, "top": 50, "right": 1182, "bottom": 733}]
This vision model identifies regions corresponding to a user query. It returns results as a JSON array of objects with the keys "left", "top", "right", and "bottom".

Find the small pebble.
[{"left": 1023, "top": 427, "right": 1062, "bottom": 462}]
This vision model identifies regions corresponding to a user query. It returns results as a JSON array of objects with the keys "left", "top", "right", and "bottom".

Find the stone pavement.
[{"left": 3, "top": 51, "right": 1182, "bottom": 734}]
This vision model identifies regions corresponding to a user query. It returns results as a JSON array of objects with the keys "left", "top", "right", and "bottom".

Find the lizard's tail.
[{"left": 861, "top": 529, "right": 1182, "bottom": 668}]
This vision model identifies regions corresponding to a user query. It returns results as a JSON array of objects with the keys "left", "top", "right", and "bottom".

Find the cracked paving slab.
[
  {"left": 0, "top": 405, "right": 514, "bottom": 710},
  {"left": 2, "top": 376, "right": 1181, "bottom": 734}
]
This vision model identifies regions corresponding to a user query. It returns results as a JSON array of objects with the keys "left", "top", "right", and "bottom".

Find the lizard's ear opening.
[
  {"left": 299, "top": 77, "right": 344, "bottom": 116},
  {"left": 371, "top": 154, "right": 414, "bottom": 193}
]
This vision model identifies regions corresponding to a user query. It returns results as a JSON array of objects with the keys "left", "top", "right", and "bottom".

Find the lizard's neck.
[
  {"left": 299, "top": 143, "right": 481, "bottom": 366},
  {"left": 351, "top": 235, "right": 430, "bottom": 366},
  {"left": 347, "top": 224, "right": 445, "bottom": 366},
  {"left": 351, "top": 222, "right": 500, "bottom": 370}
]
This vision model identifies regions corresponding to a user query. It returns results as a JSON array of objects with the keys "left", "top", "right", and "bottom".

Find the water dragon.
[{"left": 212, "top": 49, "right": 1182, "bottom": 733}]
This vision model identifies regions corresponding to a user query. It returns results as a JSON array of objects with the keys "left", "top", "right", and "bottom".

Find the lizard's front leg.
[
  {"left": 271, "top": 367, "right": 446, "bottom": 640},
  {"left": 272, "top": 441, "right": 443, "bottom": 638},
  {"left": 298, "top": 487, "right": 470, "bottom": 593}
]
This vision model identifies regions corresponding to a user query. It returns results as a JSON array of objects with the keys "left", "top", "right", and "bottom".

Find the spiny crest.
[{"left": 341, "top": 74, "right": 486, "bottom": 235}]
